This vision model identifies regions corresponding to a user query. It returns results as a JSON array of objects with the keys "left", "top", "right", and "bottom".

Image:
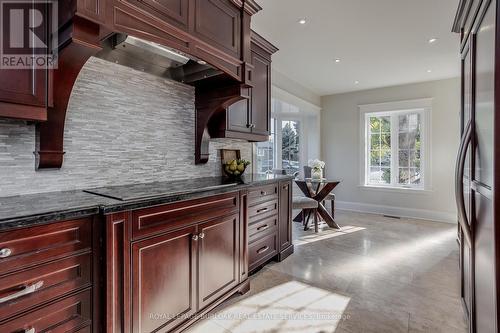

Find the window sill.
[{"left": 358, "top": 185, "right": 433, "bottom": 195}]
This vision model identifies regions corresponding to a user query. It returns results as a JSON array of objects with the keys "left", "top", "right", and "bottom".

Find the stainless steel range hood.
[{"left": 96, "top": 34, "right": 222, "bottom": 84}]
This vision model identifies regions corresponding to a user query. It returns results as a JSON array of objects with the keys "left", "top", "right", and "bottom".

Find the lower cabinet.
[
  {"left": 131, "top": 226, "right": 198, "bottom": 333},
  {"left": 108, "top": 192, "right": 247, "bottom": 333},
  {"left": 247, "top": 181, "right": 293, "bottom": 272},
  {"left": 198, "top": 215, "right": 240, "bottom": 309}
]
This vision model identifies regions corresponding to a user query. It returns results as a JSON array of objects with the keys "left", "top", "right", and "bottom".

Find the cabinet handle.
[
  {"left": 0, "top": 281, "right": 44, "bottom": 304},
  {"left": 283, "top": 185, "right": 289, "bottom": 190},
  {"left": 192, "top": 235, "right": 199, "bottom": 241},
  {"left": 251, "top": 124, "right": 256, "bottom": 129},
  {"left": 257, "top": 246, "right": 269, "bottom": 254},
  {"left": 0, "top": 248, "right": 12, "bottom": 258},
  {"left": 257, "top": 225, "right": 269, "bottom": 231},
  {"left": 256, "top": 207, "right": 268, "bottom": 213},
  {"left": 260, "top": 191, "right": 267, "bottom": 196},
  {"left": 199, "top": 232, "right": 205, "bottom": 239}
]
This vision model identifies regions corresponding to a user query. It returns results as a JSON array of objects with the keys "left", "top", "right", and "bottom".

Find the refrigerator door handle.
[{"left": 455, "top": 120, "right": 472, "bottom": 245}]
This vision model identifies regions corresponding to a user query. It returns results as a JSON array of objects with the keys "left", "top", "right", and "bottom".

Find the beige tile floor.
[{"left": 186, "top": 210, "right": 467, "bottom": 333}]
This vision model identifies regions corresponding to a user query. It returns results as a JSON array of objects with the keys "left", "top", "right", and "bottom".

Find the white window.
[{"left": 360, "top": 99, "right": 431, "bottom": 190}]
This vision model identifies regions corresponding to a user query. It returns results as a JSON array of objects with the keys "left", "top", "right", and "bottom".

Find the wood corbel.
[
  {"left": 35, "top": 16, "right": 102, "bottom": 169},
  {"left": 195, "top": 84, "right": 250, "bottom": 164}
]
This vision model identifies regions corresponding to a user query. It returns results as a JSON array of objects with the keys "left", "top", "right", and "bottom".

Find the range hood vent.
[{"left": 95, "top": 34, "right": 223, "bottom": 84}]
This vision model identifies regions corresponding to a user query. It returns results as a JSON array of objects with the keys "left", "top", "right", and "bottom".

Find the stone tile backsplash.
[{"left": 0, "top": 57, "right": 252, "bottom": 197}]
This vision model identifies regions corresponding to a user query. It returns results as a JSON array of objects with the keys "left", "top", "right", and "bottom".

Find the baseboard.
[{"left": 335, "top": 200, "right": 456, "bottom": 224}]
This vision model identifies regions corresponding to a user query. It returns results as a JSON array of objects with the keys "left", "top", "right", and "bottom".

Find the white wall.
[
  {"left": 321, "top": 78, "right": 460, "bottom": 222},
  {"left": 272, "top": 69, "right": 321, "bottom": 108}
]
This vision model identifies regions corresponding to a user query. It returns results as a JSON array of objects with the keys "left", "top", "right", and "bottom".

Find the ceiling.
[{"left": 251, "top": 0, "right": 461, "bottom": 96}]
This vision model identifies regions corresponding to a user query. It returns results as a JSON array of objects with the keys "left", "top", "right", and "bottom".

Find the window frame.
[{"left": 359, "top": 98, "right": 432, "bottom": 191}]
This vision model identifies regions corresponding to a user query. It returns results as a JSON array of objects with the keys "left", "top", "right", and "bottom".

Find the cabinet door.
[
  {"left": 131, "top": 226, "right": 197, "bottom": 333},
  {"left": 77, "top": 0, "right": 106, "bottom": 23},
  {"left": 193, "top": 0, "right": 241, "bottom": 59},
  {"left": 250, "top": 50, "right": 271, "bottom": 136},
  {"left": 198, "top": 214, "right": 239, "bottom": 309},
  {"left": 278, "top": 181, "right": 292, "bottom": 251},
  {"left": 0, "top": 68, "right": 47, "bottom": 108},
  {"left": 227, "top": 99, "right": 251, "bottom": 134}
]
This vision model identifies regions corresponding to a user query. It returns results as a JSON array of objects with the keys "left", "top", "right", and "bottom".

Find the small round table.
[{"left": 293, "top": 178, "right": 341, "bottom": 230}]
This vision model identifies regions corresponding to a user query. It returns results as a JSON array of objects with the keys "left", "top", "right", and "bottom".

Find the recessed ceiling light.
[
  {"left": 197, "top": 60, "right": 207, "bottom": 65},
  {"left": 298, "top": 18, "right": 307, "bottom": 25},
  {"left": 427, "top": 69, "right": 432, "bottom": 73},
  {"left": 335, "top": 58, "right": 341, "bottom": 63},
  {"left": 354, "top": 80, "right": 360, "bottom": 84},
  {"left": 428, "top": 38, "right": 438, "bottom": 44}
]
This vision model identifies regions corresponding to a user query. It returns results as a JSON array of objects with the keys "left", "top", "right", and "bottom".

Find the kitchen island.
[{"left": 0, "top": 174, "right": 293, "bottom": 333}]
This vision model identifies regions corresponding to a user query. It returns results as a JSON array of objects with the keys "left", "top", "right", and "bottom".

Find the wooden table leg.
[{"left": 317, "top": 203, "right": 341, "bottom": 229}]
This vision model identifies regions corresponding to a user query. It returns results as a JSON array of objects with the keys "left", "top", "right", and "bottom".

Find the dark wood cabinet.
[
  {"left": 249, "top": 39, "right": 272, "bottom": 136},
  {"left": 224, "top": 32, "right": 277, "bottom": 141},
  {"left": 107, "top": 191, "right": 249, "bottom": 333},
  {"left": 131, "top": 225, "right": 197, "bottom": 333},
  {"left": 247, "top": 182, "right": 293, "bottom": 272},
  {"left": 453, "top": 0, "right": 500, "bottom": 332},
  {"left": 0, "top": 217, "right": 97, "bottom": 332},
  {"left": 198, "top": 214, "right": 239, "bottom": 309},
  {"left": 0, "top": 59, "right": 48, "bottom": 121}
]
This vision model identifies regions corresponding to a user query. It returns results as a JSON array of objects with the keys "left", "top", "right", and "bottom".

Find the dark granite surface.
[
  {"left": 0, "top": 190, "right": 120, "bottom": 231},
  {"left": 0, "top": 174, "right": 293, "bottom": 231}
]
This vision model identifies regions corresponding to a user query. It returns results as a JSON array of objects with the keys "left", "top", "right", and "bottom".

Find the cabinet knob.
[
  {"left": 0, "top": 248, "right": 12, "bottom": 258},
  {"left": 246, "top": 123, "right": 252, "bottom": 128},
  {"left": 251, "top": 124, "right": 256, "bottom": 129},
  {"left": 261, "top": 191, "right": 267, "bottom": 196},
  {"left": 192, "top": 235, "right": 199, "bottom": 241},
  {"left": 199, "top": 232, "right": 205, "bottom": 239}
]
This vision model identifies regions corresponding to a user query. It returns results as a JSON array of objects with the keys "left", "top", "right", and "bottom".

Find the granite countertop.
[{"left": 0, "top": 174, "right": 293, "bottom": 231}]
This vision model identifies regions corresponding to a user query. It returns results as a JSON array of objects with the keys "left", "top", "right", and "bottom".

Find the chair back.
[{"left": 303, "top": 166, "right": 312, "bottom": 178}]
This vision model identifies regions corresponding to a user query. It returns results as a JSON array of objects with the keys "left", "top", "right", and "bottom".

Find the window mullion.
[{"left": 391, "top": 114, "right": 398, "bottom": 186}]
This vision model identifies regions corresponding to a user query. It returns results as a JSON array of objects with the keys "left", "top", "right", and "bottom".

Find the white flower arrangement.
[{"left": 308, "top": 159, "right": 325, "bottom": 172}]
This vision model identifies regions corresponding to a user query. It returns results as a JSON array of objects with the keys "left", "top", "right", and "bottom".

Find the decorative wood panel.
[
  {"left": 278, "top": 181, "right": 292, "bottom": 252},
  {"left": 124, "top": 0, "right": 190, "bottom": 29},
  {"left": 132, "top": 225, "right": 197, "bottom": 333},
  {"left": 250, "top": 49, "right": 271, "bottom": 136},
  {"left": 193, "top": 0, "right": 240, "bottom": 59},
  {"left": 198, "top": 214, "right": 239, "bottom": 309},
  {"left": 77, "top": 0, "right": 106, "bottom": 22}
]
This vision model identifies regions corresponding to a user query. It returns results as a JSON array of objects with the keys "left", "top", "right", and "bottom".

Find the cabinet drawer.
[
  {"left": 249, "top": 215, "right": 278, "bottom": 242},
  {"left": 132, "top": 192, "right": 239, "bottom": 240},
  {"left": 0, "top": 218, "right": 92, "bottom": 276},
  {"left": 0, "top": 289, "right": 92, "bottom": 333},
  {"left": 248, "top": 200, "right": 278, "bottom": 223},
  {"left": 0, "top": 253, "right": 91, "bottom": 321},
  {"left": 249, "top": 232, "right": 278, "bottom": 271},
  {"left": 248, "top": 184, "right": 278, "bottom": 205}
]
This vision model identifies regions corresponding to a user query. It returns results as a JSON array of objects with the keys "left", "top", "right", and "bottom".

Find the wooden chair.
[{"left": 303, "top": 166, "right": 336, "bottom": 219}]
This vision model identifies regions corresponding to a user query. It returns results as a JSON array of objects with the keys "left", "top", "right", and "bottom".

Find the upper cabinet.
[{"left": 224, "top": 32, "right": 278, "bottom": 140}]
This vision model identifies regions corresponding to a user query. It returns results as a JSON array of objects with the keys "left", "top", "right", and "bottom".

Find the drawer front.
[
  {"left": 249, "top": 232, "right": 278, "bottom": 271},
  {"left": 0, "top": 253, "right": 92, "bottom": 321},
  {"left": 248, "top": 215, "right": 278, "bottom": 242},
  {"left": 0, "top": 218, "right": 92, "bottom": 276},
  {"left": 132, "top": 192, "right": 239, "bottom": 240},
  {"left": 248, "top": 199, "right": 278, "bottom": 223},
  {"left": 248, "top": 184, "right": 278, "bottom": 205},
  {"left": 0, "top": 289, "right": 92, "bottom": 333}
]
